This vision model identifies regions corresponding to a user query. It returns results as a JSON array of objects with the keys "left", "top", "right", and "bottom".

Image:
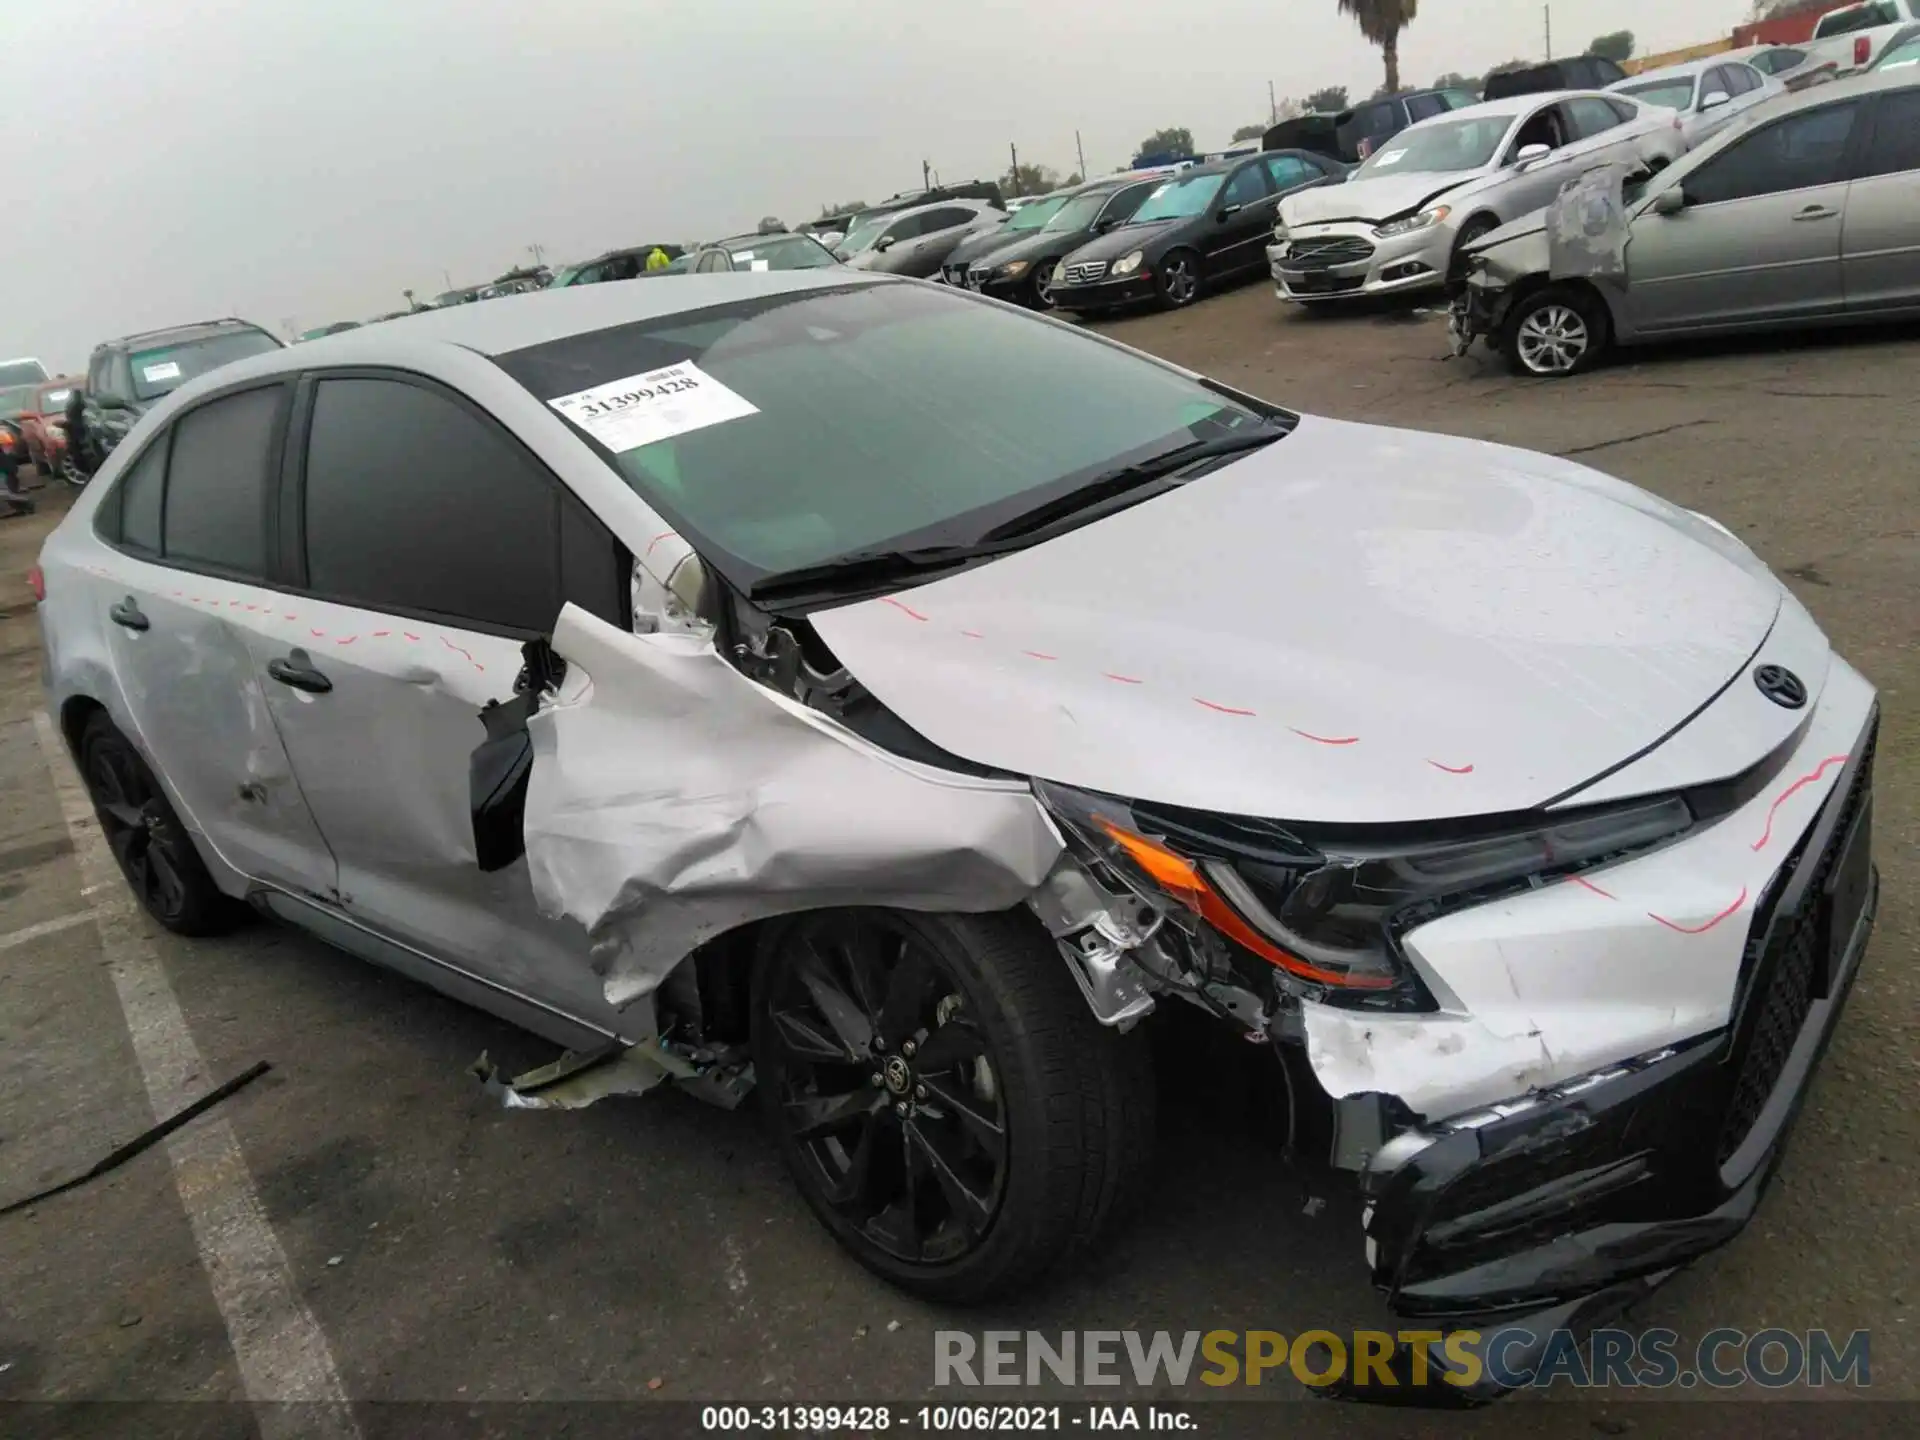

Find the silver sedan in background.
[
  {"left": 1610, "top": 56, "right": 1785, "bottom": 148},
  {"left": 836, "top": 199, "right": 1006, "bottom": 278},
  {"left": 1452, "top": 66, "right": 1920, "bottom": 376},
  {"left": 1268, "top": 90, "right": 1688, "bottom": 305}
]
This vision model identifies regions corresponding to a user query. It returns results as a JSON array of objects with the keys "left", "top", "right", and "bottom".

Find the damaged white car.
[{"left": 36, "top": 273, "right": 1878, "bottom": 1394}]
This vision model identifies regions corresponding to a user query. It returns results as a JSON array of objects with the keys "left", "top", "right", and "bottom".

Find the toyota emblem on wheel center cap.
[
  {"left": 883, "top": 1056, "right": 914, "bottom": 1095},
  {"left": 1754, "top": 664, "right": 1808, "bottom": 709}
]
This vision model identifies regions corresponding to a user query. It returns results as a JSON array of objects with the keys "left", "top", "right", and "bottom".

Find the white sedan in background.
[{"left": 1611, "top": 56, "right": 1785, "bottom": 147}]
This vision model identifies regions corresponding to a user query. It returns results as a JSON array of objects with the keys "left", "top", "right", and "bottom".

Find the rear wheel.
[
  {"left": 1502, "top": 284, "right": 1610, "bottom": 378},
  {"left": 78, "top": 712, "right": 235, "bottom": 934},
  {"left": 1155, "top": 249, "right": 1201, "bottom": 308},
  {"left": 753, "top": 907, "right": 1155, "bottom": 1303}
]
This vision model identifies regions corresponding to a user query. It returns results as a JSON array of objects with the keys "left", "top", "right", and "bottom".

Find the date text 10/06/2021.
[{"left": 701, "top": 1406, "right": 1195, "bottom": 1431}]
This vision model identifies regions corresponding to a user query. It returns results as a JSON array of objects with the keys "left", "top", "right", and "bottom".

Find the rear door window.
[
  {"left": 161, "top": 385, "right": 284, "bottom": 576},
  {"left": 113, "top": 436, "right": 168, "bottom": 555},
  {"left": 298, "top": 374, "right": 619, "bottom": 633},
  {"left": 1565, "top": 97, "right": 1628, "bottom": 139},
  {"left": 1684, "top": 100, "right": 1862, "bottom": 204},
  {"left": 1220, "top": 164, "right": 1271, "bottom": 208},
  {"left": 1405, "top": 93, "right": 1449, "bottom": 121},
  {"left": 1860, "top": 87, "right": 1920, "bottom": 176},
  {"left": 1262, "top": 154, "right": 1321, "bottom": 190}
]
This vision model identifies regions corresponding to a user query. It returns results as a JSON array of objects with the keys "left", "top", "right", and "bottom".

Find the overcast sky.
[{"left": 10, "top": 0, "right": 1750, "bottom": 368}]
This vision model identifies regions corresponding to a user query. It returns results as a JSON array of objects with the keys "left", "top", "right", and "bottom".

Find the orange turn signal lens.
[{"left": 1098, "top": 819, "right": 1388, "bottom": 989}]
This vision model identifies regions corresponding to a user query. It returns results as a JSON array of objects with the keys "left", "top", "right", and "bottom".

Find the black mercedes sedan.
[
  {"left": 1049, "top": 151, "right": 1346, "bottom": 313},
  {"left": 954, "top": 170, "right": 1173, "bottom": 309}
]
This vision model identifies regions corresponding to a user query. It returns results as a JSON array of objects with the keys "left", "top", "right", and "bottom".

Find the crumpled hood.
[
  {"left": 1283, "top": 168, "right": 1486, "bottom": 226},
  {"left": 809, "top": 416, "right": 1786, "bottom": 825}
]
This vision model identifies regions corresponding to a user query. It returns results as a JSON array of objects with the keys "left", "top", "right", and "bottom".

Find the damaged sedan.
[
  {"left": 36, "top": 272, "right": 1878, "bottom": 1386},
  {"left": 1453, "top": 68, "right": 1920, "bottom": 377}
]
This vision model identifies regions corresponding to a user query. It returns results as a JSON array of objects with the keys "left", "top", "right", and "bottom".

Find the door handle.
[
  {"left": 266, "top": 648, "right": 332, "bottom": 694},
  {"left": 108, "top": 596, "right": 149, "bottom": 632},
  {"left": 1793, "top": 205, "right": 1838, "bottom": 221}
]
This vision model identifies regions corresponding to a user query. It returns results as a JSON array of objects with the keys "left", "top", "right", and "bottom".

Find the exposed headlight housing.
[
  {"left": 1034, "top": 780, "right": 1695, "bottom": 1009},
  {"left": 1374, "top": 204, "right": 1452, "bottom": 238},
  {"left": 1111, "top": 250, "right": 1145, "bottom": 276}
]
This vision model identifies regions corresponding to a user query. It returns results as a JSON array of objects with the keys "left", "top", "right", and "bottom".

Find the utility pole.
[
  {"left": 1269, "top": 80, "right": 1278, "bottom": 125},
  {"left": 528, "top": 242, "right": 544, "bottom": 266},
  {"left": 1075, "top": 129, "right": 1087, "bottom": 180},
  {"left": 1009, "top": 141, "right": 1019, "bottom": 191},
  {"left": 443, "top": 269, "right": 454, "bottom": 290},
  {"left": 922, "top": 157, "right": 931, "bottom": 191},
  {"left": 1544, "top": 5, "right": 1552, "bottom": 59}
]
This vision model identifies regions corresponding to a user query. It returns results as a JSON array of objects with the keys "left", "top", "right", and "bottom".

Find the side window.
[
  {"left": 163, "top": 386, "right": 282, "bottom": 576},
  {"left": 696, "top": 251, "right": 729, "bottom": 273},
  {"left": 1356, "top": 102, "right": 1398, "bottom": 137},
  {"left": 883, "top": 213, "right": 927, "bottom": 243},
  {"left": 1770, "top": 48, "right": 1806, "bottom": 72},
  {"left": 1262, "top": 155, "right": 1319, "bottom": 191},
  {"left": 1220, "top": 165, "right": 1269, "bottom": 209},
  {"left": 1566, "top": 97, "right": 1626, "bottom": 139},
  {"left": 1405, "top": 93, "right": 1448, "bottom": 121},
  {"left": 1861, "top": 88, "right": 1920, "bottom": 177},
  {"left": 114, "top": 435, "right": 168, "bottom": 555},
  {"left": 1101, "top": 184, "right": 1154, "bottom": 223},
  {"left": 1704, "top": 67, "right": 1738, "bottom": 101},
  {"left": 1606, "top": 97, "right": 1639, "bottom": 124},
  {"left": 301, "top": 377, "right": 572, "bottom": 633},
  {"left": 86, "top": 353, "right": 111, "bottom": 396},
  {"left": 1443, "top": 89, "right": 1481, "bottom": 109},
  {"left": 921, "top": 207, "right": 978, "bottom": 232},
  {"left": 1685, "top": 100, "right": 1861, "bottom": 204}
]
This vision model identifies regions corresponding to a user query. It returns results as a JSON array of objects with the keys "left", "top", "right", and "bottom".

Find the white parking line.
[
  {"left": 32, "top": 711, "right": 360, "bottom": 1440},
  {"left": 0, "top": 910, "right": 94, "bottom": 951}
]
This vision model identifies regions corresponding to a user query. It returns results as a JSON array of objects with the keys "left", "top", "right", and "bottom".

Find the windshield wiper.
[
  {"left": 747, "top": 544, "right": 995, "bottom": 603},
  {"left": 976, "top": 426, "right": 1288, "bottom": 544}
]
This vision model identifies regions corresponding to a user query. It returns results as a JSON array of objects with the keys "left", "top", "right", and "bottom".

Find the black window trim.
[
  {"left": 1853, "top": 86, "right": 1920, "bottom": 179},
  {"left": 278, "top": 364, "right": 631, "bottom": 641},
  {"left": 93, "top": 375, "right": 294, "bottom": 587}
]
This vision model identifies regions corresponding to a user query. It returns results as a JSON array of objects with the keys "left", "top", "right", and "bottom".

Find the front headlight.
[
  {"left": 1035, "top": 780, "right": 1694, "bottom": 1004},
  {"left": 998, "top": 259, "right": 1031, "bottom": 278},
  {"left": 1111, "top": 250, "right": 1145, "bottom": 276},
  {"left": 1373, "top": 204, "right": 1452, "bottom": 239}
]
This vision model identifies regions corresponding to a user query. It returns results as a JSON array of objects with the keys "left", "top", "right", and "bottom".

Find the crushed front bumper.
[
  {"left": 1340, "top": 717, "right": 1878, "bottom": 1402},
  {"left": 1269, "top": 222, "right": 1452, "bottom": 302},
  {"left": 1447, "top": 271, "right": 1517, "bottom": 356}
]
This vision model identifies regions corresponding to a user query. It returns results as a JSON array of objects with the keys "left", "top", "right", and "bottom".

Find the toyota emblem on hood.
[{"left": 1754, "top": 664, "right": 1808, "bottom": 709}]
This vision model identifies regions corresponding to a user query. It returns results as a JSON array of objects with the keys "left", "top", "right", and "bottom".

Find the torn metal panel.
[
  {"left": 1545, "top": 164, "right": 1629, "bottom": 280},
  {"left": 523, "top": 603, "right": 1064, "bottom": 1010},
  {"left": 472, "top": 1039, "right": 694, "bottom": 1110},
  {"left": 1025, "top": 857, "right": 1161, "bottom": 1028}
]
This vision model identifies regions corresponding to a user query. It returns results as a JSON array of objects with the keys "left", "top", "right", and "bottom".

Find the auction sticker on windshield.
[
  {"left": 547, "top": 362, "right": 759, "bottom": 453},
  {"left": 1373, "top": 148, "right": 1408, "bottom": 167},
  {"left": 142, "top": 361, "right": 182, "bottom": 383}
]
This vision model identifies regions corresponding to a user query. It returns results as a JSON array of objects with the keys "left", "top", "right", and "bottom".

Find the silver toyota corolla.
[
  {"left": 35, "top": 274, "right": 1877, "bottom": 1386},
  {"left": 1268, "top": 89, "right": 1689, "bottom": 303}
]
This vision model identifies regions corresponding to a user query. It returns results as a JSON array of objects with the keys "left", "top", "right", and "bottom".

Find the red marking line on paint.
[
  {"left": 1427, "top": 760, "right": 1475, "bottom": 774},
  {"left": 441, "top": 636, "right": 483, "bottom": 670},
  {"left": 961, "top": 629, "right": 984, "bottom": 639},
  {"left": 1195, "top": 697, "right": 1257, "bottom": 716},
  {"left": 371, "top": 630, "right": 390, "bottom": 638},
  {"left": 880, "top": 596, "right": 930, "bottom": 622},
  {"left": 643, "top": 530, "right": 676, "bottom": 559},
  {"left": 283, "top": 614, "right": 298, "bottom": 621},
  {"left": 404, "top": 631, "right": 422, "bottom": 641},
  {"left": 1751, "top": 753, "right": 1850, "bottom": 852},
  {"left": 1104, "top": 673, "right": 1144, "bottom": 685},
  {"left": 1648, "top": 887, "right": 1748, "bottom": 935},
  {"left": 1022, "top": 650, "right": 1058, "bottom": 661},
  {"left": 310, "top": 629, "right": 327, "bottom": 638},
  {"left": 1566, "top": 874, "right": 1617, "bottom": 900},
  {"left": 1290, "top": 728, "right": 1359, "bottom": 746},
  {"left": 334, "top": 636, "right": 358, "bottom": 646}
]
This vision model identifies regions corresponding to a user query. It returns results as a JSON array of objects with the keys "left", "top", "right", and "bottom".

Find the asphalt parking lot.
[{"left": 1, "top": 287, "right": 1915, "bottom": 1438}]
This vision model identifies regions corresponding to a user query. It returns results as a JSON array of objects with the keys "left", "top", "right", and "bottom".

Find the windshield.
[
  {"left": 1354, "top": 113, "right": 1516, "bottom": 175},
  {"left": 38, "top": 386, "right": 73, "bottom": 412},
  {"left": 497, "top": 283, "right": 1278, "bottom": 580},
  {"left": 1130, "top": 172, "right": 1225, "bottom": 222},
  {"left": 1877, "top": 35, "right": 1920, "bottom": 66},
  {"left": 1043, "top": 192, "right": 1111, "bottom": 232},
  {"left": 1816, "top": 2, "right": 1899, "bottom": 37},
  {"left": 1005, "top": 194, "right": 1072, "bottom": 230},
  {"left": 722, "top": 234, "right": 840, "bottom": 270},
  {"left": 837, "top": 215, "right": 891, "bottom": 254},
  {"left": 128, "top": 331, "right": 282, "bottom": 401},
  {"left": 0, "top": 385, "right": 34, "bottom": 419},
  {"left": 1617, "top": 77, "right": 1698, "bottom": 110},
  {"left": 0, "top": 360, "right": 47, "bottom": 387}
]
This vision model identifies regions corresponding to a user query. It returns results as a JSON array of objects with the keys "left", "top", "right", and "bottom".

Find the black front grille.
[
  {"left": 1715, "top": 728, "right": 1876, "bottom": 1164},
  {"left": 1284, "top": 236, "right": 1376, "bottom": 269}
]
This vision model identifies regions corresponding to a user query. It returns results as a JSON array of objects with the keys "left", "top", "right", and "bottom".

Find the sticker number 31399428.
[{"left": 547, "top": 361, "right": 759, "bottom": 453}]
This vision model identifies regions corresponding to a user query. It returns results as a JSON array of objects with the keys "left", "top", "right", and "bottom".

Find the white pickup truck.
[{"left": 1805, "top": 0, "right": 1919, "bottom": 74}]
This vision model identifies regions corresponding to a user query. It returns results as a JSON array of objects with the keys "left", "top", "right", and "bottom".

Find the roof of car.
[
  {"left": 1612, "top": 57, "right": 1733, "bottom": 86},
  {"left": 217, "top": 270, "right": 892, "bottom": 367},
  {"left": 869, "top": 196, "right": 1000, "bottom": 224},
  {"left": 1740, "top": 58, "right": 1917, "bottom": 112},
  {"left": 1396, "top": 89, "right": 1588, "bottom": 125},
  {"left": 94, "top": 318, "right": 275, "bottom": 353}
]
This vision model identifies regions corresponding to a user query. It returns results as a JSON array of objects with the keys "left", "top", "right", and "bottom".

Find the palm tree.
[{"left": 1337, "top": 0, "right": 1419, "bottom": 94}]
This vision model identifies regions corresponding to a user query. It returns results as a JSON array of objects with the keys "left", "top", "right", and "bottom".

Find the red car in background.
[{"left": 18, "top": 376, "right": 80, "bottom": 480}]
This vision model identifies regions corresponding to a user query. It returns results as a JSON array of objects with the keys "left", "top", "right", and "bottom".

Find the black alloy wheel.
[
  {"left": 1156, "top": 249, "right": 1201, "bottom": 308},
  {"left": 78, "top": 712, "right": 234, "bottom": 934},
  {"left": 753, "top": 908, "right": 1154, "bottom": 1302}
]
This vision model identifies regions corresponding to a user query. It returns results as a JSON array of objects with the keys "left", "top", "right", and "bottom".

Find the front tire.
[
  {"left": 1031, "top": 260, "right": 1060, "bottom": 310},
  {"left": 1447, "top": 216, "right": 1501, "bottom": 286},
  {"left": 1155, "top": 249, "right": 1201, "bottom": 309},
  {"left": 78, "top": 711, "right": 236, "bottom": 934},
  {"left": 753, "top": 908, "right": 1155, "bottom": 1303},
  {"left": 1502, "top": 284, "right": 1610, "bottom": 378}
]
